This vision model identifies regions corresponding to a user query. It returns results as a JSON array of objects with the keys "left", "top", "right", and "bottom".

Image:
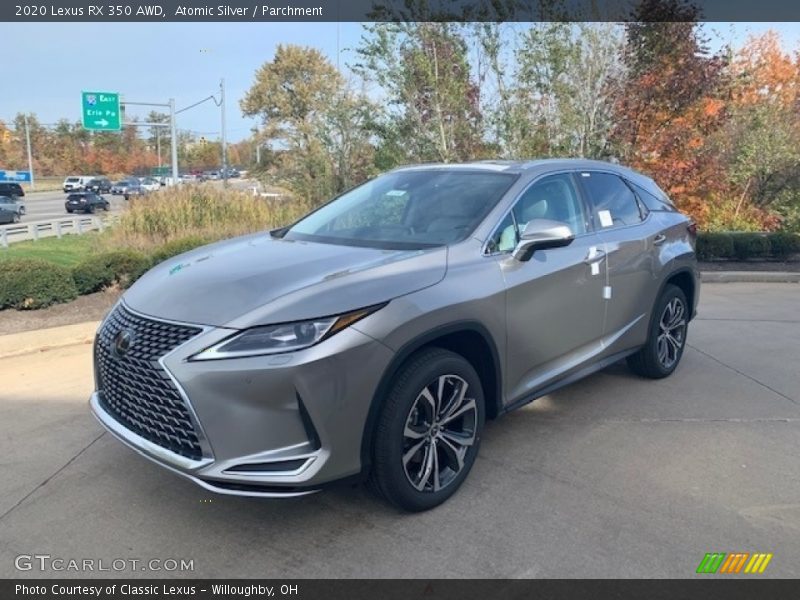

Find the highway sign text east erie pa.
[{"left": 82, "top": 91, "right": 121, "bottom": 131}]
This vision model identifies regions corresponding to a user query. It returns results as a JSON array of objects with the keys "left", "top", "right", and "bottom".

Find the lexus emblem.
[{"left": 113, "top": 329, "right": 134, "bottom": 358}]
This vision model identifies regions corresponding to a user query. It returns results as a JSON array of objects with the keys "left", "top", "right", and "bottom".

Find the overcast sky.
[{"left": 2, "top": 21, "right": 798, "bottom": 142}]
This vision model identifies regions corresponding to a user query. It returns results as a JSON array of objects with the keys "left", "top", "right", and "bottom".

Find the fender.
[
  {"left": 657, "top": 263, "right": 699, "bottom": 321},
  {"left": 358, "top": 320, "right": 503, "bottom": 474}
]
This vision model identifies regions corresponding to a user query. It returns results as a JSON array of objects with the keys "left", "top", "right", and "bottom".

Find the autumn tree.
[
  {"left": 712, "top": 32, "right": 800, "bottom": 230},
  {"left": 611, "top": 0, "right": 728, "bottom": 226}
]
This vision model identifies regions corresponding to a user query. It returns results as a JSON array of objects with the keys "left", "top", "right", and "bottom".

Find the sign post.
[{"left": 81, "top": 91, "right": 121, "bottom": 131}]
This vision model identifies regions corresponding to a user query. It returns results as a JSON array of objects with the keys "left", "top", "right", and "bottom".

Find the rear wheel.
[
  {"left": 103, "top": 202, "right": 110, "bottom": 211},
  {"left": 88, "top": 205, "right": 96, "bottom": 214},
  {"left": 627, "top": 284, "right": 689, "bottom": 379},
  {"left": 12, "top": 213, "right": 20, "bottom": 224},
  {"left": 369, "top": 347, "right": 485, "bottom": 512}
]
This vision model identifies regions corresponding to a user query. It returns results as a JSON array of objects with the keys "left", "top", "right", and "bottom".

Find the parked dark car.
[
  {"left": 65, "top": 192, "right": 110, "bottom": 214},
  {"left": 85, "top": 177, "right": 113, "bottom": 193},
  {"left": 0, "top": 182, "right": 25, "bottom": 203},
  {"left": 0, "top": 195, "right": 23, "bottom": 223}
]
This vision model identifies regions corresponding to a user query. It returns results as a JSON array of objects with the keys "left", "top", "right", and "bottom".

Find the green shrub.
[
  {"left": 97, "top": 249, "right": 152, "bottom": 288},
  {"left": 696, "top": 233, "right": 734, "bottom": 261},
  {"left": 768, "top": 232, "right": 800, "bottom": 260},
  {"left": 72, "top": 259, "right": 115, "bottom": 295},
  {"left": 732, "top": 233, "right": 771, "bottom": 260},
  {"left": 150, "top": 236, "right": 211, "bottom": 265},
  {"left": 0, "top": 258, "right": 78, "bottom": 310}
]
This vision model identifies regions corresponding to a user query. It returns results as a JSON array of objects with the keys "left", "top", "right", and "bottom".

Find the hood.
[{"left": 123, "top": 233, "right": 447, "bottom": 329}]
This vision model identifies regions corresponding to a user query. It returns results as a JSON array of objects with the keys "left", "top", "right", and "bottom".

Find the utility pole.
[
  {"left": 220, "top": 78, "right": 228, "bottom": 186},
  {"left": 156, "top": 126, "right": 161, "bottom": 169},
  {"left": 23, "top": 114, "right": 35, "bottom": 191},
  {"left": 169, "top": 98, "right": 179, "bottom": 186}
]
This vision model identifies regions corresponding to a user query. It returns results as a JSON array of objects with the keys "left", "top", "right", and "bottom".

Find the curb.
[
  {"left": 700, "top": 271, "right": 800, "bottom": 283},
  {"left": 0, "top": 321, "right": 99, "bottom": 359}
]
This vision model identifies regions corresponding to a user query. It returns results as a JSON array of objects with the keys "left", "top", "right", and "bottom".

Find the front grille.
[{"left": 95, "top": 304, "right": 204, "bottom": 460}]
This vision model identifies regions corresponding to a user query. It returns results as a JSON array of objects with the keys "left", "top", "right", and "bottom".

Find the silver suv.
[{"left": 90, "top": 159, "right": 699, "bottom": 511}]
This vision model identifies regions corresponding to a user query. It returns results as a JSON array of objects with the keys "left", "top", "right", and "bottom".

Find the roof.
[{"left": 392, "top": 158, "right": 639, "bottom": 176}]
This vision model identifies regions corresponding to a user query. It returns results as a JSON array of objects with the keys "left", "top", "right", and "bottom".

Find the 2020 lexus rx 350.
[{"left": 90, "top": 159, "right": 699, "bottom": 511}]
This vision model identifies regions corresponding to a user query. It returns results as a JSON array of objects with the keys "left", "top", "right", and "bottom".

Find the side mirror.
[{"left": 512, "top": 218, "right": 575, "bottom": 262}]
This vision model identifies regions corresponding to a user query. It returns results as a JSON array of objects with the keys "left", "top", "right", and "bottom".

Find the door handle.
[
  {"left": 583, "top": 248, "right": 606, "bottom": 264},
  {"left": 653, "top": 234, "right": 667, "bottom": 246}
]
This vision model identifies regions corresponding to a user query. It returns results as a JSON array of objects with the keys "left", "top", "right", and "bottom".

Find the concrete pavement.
[{"left": 0, "top": 282, "right": 798, "bottom": 578}]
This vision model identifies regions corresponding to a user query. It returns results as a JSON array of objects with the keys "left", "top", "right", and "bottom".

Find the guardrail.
[{"left": 0, "top": 215, "right": 119, "bottom": 247}]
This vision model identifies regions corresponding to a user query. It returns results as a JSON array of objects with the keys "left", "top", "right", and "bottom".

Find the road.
[
  {"left": 18, "top": 178, "right": 255, "bottom": 223},
  {"left": 1, "top": 282, "right": 798, "bottom": 578},
  {"left": 20, "top": 189, "right": 128, "bottom": 222}
]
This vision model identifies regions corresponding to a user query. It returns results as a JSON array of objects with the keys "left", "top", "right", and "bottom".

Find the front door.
[{"left": 496, "top": 172, "right": 607, "bottom": 403}]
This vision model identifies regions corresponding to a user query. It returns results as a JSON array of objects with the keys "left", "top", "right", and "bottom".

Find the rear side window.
[
  {"left": 580, "top": 172, "right": 644, "bottom": 229},
  {"left": 629, "top": 181, "right": 677, "bottom": 212}
]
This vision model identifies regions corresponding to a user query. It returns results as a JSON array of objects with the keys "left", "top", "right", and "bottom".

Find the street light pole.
[
  {"left": 220, "top": 78, "right": 228, "bottom": 186},
  {"left": 169, "top": 98, "right": 179, "bottom": 186},
  {"left": 23, "top": 114, "right": 35, "bottom": 191}
]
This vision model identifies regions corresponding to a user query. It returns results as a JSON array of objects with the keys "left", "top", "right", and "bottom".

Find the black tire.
[
  {"left": 88, "top": 205, "right": 96, "bottom": 214},
  {"left": 627, "top": 284, "right": 689, "bottom": 379},
  {"left": 103, "top": 202, "right": 110, "bottom": 211},
  {"left": 369, "top": 347, "right": 485, "bottom": 512},
  {"left": 66, "top": 209, "right": 73, "bottom": 214},
  {"left": 12, "top": 213, "right": 20, "bottom": 224}
]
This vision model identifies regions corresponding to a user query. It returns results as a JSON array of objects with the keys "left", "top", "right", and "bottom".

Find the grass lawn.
[{"left": 0, "top": 234, "right": 97, "bottom": 267}]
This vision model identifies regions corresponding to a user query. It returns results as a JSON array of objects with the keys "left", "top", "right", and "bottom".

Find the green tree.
[
  {"left": 353, "top": 22, "right": 484, "bottom": 164},
  {"left": 241, "top": 45, "right": 377, "bottom": 201},
  {"left": 473, "top": 23, "right": 622, "bottom": 160}
]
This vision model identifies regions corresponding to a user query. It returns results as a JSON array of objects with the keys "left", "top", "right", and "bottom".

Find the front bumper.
[{"left": 90, "top": 304, "right": 394, "bottom": 497}]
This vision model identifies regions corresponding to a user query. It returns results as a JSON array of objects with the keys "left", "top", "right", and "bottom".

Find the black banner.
[
  {"left": 3, "top": 0, "right": 800, "bottom": 23},
  {"left": 4, "top": 580, "right": 800, "bottom": 600}
]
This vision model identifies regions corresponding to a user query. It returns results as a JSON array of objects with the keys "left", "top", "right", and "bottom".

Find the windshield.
[
  {"left": 284, "top": 169, "right": 517, "bottom": 249},
  {"left": 66, "top": 177, "right": 80, "bottom": 183}
]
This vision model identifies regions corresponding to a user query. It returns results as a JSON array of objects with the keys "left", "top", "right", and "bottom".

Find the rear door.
[
  {"left": 577, "top": 171, "right": 660, "bottom": 349},
  {"left": 491, "top": 172, "right": 608, "bottom": 402}
]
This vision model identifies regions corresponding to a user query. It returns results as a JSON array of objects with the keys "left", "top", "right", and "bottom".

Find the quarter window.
[{"left": 580, "top": 172, "right": 644, "bottom": 228}]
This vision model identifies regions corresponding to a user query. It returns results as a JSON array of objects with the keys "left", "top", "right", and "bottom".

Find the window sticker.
[{"left": 598, "top": 210, "right": 613, "bottom": 228}]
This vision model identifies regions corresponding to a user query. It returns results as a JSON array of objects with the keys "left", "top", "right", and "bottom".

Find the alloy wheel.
[
  {"left": 657, "top": 297, "right": 686, "bottom": 369},
  {"left": 402, "top": 374, "right": 478, "bottom": 493}
]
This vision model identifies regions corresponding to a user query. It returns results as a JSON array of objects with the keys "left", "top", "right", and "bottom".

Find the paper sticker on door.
[{"left": 598, "top": 210, "right": 613, "bottom": 228}]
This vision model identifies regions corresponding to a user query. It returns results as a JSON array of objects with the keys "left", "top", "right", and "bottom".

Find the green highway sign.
[{"left": 82, "top": 91, "right": 121, "bottom": 131}]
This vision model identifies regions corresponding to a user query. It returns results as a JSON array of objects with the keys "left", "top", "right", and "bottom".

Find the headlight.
[{"left": 190, "top": 304, "right": 385, "bottom": 361}]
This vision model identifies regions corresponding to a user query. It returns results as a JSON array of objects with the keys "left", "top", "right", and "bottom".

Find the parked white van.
[{"left": 63, "top": 176, "right": 96, "bottom": 193}]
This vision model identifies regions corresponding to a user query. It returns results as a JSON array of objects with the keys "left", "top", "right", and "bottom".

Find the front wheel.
[
  {"left": 369, "top": 347, "right": 485, "bottom": 511},
  {"left": 103, "top": 202, "right": 110, "bottom": 211},
  {"left": 627, "top": 284, "right": 689, "bottom": 379},
  {"left": 12, "top": 213, "right": 20, "bottom": 223}
]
